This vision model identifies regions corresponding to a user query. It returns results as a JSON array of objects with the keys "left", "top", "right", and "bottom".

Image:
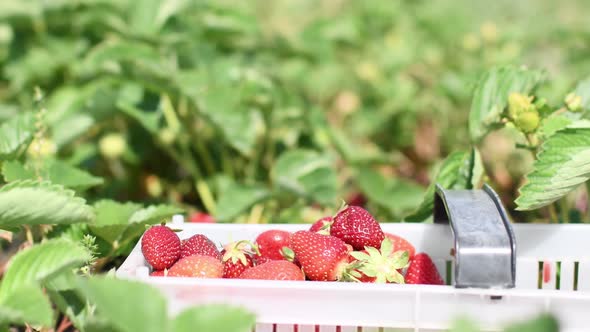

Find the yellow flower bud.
[
  {"left": 480, "top": 22, "right": 498, "bottom": 44},
  {"left": 99, "top": 133, "right": 126, "bottom": 159},
  {"left": 565, "top": 92, "right": 582, "bottom": 112},
  {"left": 508, "top": 92, "right": 535, "bottom": 119},
  {"left": 27, "top": 138, "right": 56, "bottom": 158}
]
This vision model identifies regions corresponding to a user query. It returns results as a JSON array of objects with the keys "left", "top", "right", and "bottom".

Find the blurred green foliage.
[{"left": 1, "top": 0, "right": 590, "bottom": 225}]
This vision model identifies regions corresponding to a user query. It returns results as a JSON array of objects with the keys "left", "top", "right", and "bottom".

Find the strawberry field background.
[{"left": 0, "top": 0, "right": 589, "bottom": 331}]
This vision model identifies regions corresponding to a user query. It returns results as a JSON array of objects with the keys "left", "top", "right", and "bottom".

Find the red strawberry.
[
  {"left": 289, "top": 231, "right": 352, "bottom": 281},
  {"left": 384, "top": 233, "right": 416, "bottom": 259},
  {"left": 239, "top": 260, "right": 304, "bottom": 281},
  {"left": 181, "top": 234, "right": 221, "bottom": 260},
  {"left": 150, "top": 270, "right": 168, "bottom": 277},
  {"left": 309, "top": 216, "right": 333, "bottom": 235},
  {"left": 188, "top": 212, "right": 215, "bottom": 223},
  {"left": 167, "top": 254, "right": 223, "bottom": 278},
  {"left": 141, "top": 225, "right": 181, "bottom": 270},
  {"left": 221, "top": 240, "right": 258, "bottom": 279},
  {"left": 347, "top": 237, "right": 409, "bottom": 284},
  {"left": 331, "top": 206, "right": 384, "bottom": 250},
  {"left": 405, "top": 253, "right": 444, "bottom": 285},
  {"left": 255, "top": 230, "right": 291, "bottom": 261}
]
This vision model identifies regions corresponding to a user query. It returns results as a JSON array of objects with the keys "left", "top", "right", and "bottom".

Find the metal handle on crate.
[{"left": 434, "top": 184, "right": 516, "bottom": 289}]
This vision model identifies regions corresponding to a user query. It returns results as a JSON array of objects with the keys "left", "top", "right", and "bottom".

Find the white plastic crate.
[{"left": 116, "top": 217, "right": 590, "bottom": 332}]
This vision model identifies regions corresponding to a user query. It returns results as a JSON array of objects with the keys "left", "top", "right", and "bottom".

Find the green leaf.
[
  {"left": 52, "top": 113, "right": 95, "bottom": 147},
  {"left": 84, "top": 40, "right": 161, "bottom": 70},
  {"left": 469, "top": 66, "right": 545, "bottom": 142},
  {"left": 0, "top": 180, "right": 95, "bottom": 228},
  {"left": 172, "top": 304, "right": 255, "bottom": 332},
  {"left": 503, "top": 314, "right": 559, "bottom": 332},
  {"left": 0, "top": 239, "right": 90, "bottom": 300},
  {"left": 78, "top": 276, "right": 167, "bottom": 332},
  {"left": 215, "top": 182, "right": 271, "bottom": 222},
  {"left": 90, "top": 201, "right": 180, "bottom": 248},
  {"left": 89, "top": 200, "right": 142, "bottom": 243},
  {"left": 0, "top": 112, "right": 35, "bottom": 160},
  {"left": 197, "top": 89, "right": 262, "bottom": 157},
  {"left": 117, "top": 101, "right": 161, "bottom": 134},
  {"left": 515, "top": 122, "right": 590, "bottom": 210},
  {"left": 272, "top": 149, "right": 338, "bottom": 206},
  {"left": 2, "top": 159, "right": 103, "bottom": 191},
  {"left": 0, "top": 285, "right": 53, "bottom": 327},
  {"left": 128, "top": 204, "right": 184, "bottom": 224},
  {"left": 405, "top": 148, "right": 484, "bottom": 222},
  {"left": 539, "top": 115, "right": 572, "bottom": 139},
  {"left": 356, "top": 168, "right": 424, "bottom": 217}
]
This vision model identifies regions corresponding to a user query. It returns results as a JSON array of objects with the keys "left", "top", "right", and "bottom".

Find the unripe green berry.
[
  {"left": 508, "top": 92, "right": 535, "bottom": 119},
  {"left": 514, "top": 111, "right": 540, "bottom": 133}
]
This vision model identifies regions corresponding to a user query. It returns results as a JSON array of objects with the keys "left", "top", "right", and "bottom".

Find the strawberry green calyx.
[
  {"left": 350, "top": 237, "right": 410, "bottom": 284},
  {"left": 280, "top": 246, "right": 295, "bottom": 262},
  {"left": 222, "top": 240, "right": 258, "bottom": 265}
]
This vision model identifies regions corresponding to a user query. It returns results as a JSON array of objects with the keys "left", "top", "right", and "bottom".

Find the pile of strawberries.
[{"left": 141, "top": 206, "right": 444, "bottom": 285}]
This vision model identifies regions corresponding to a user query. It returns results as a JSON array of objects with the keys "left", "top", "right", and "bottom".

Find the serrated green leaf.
[
  {"left": 78, "top": 276, "right": 167, "bottom": 332},
  {"left": 0, "top": 180, "right": 95, "bottom": 228},
  {"left": 2, "top": 159, "right": 103, "bottom": 191},
  {"left": 356, "top": 167, "right": 424, "bottom": 217},
  {"left": 128, "top": 204, "right": 183, "bottom": 224},
  {"left": 52, "top": 113, "right": 95, "bottom": 147},
  {"left": 197, "top": 89, "right": 262, "bottom": 157},
  {"left": 172, "top": 304, "right": 255, "bottom": 332},
  {"left": 0, "top": 112, "right": 35, "bottom": 160},
  {"left": 405, "top": 148, "right": 484, "bottom": 222},
  {"left": 349, "top": 251, "right": 370, "bottom": 261},
  {"left": 272, "top": 149, "right": 337, "bottom": 206},
  {"left": 215, "top": 182, "right": 271, "bottom": 222},
  {"left": 84, "top": 40, "right": 161, "bottom": 69},
  {"left": 0, "top": 285, "right": 53, "bottom": 327},
  {"left": 539, "top": 115, "right": 572, "bottom": 139},
  {"left": 516, "top": 123, "right": 590, "bottom": 210},
  {"left": 89, "top": 200, "right": 142, "bottom": 243},
  {"left": 117, "top": 101, "right": 161, "bottom": 134},
  {"left": 0, "top": 239, "right": 90, "bottom": 300},
  {"left": 469, "top": 66, "right": 545, "bottom": 142}
]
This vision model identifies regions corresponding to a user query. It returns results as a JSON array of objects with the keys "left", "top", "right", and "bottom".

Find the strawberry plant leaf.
[
  {"left": 539, "top": 115, "right": 572, "bottom": 139},
  {"left": 405, "top": 148, "right": 484, "bottom": 222},
  {"left": 272, "top": 149, "right": 338, "bottom": 206},
  {"left": 0, "top": 180, "right": 95, "bottom": 229},
  {"left": 356, "top": 167, "right": 424, "bottom": 218},
  {"left": 215, "top": 182, "right": 271, "bottom": 222},
  {"left": 0, "top": 239, "right": 91, "bottom": 300},
  {"left": 0, "top": 112, "right": 35, "bottom": 160},
  {"left": 172, "top": 304, "right": 256, "bottom": 332},
  {"left": 469, "top": 66, "right": 545, "bottom": 142},
  {"left": 0, "top": 285, "right": 53, "bottom": 327},
  {"left": 77, "top": 276, "right": 167, "bottom": 332},
  {"left": 503, "top": 313, "right": 559, "bottom": 332},
  {"left": 89, "top": 200, "right": 142, "bottom": 244},
  {"left": 128, "top": 204, "right": 184, "bottom": 224},
  {"left": 515, "top": 122, "right": 590, "bottom": 210},
  {"left": 2, "top": 159, "right": 104, "bottom": 191}
]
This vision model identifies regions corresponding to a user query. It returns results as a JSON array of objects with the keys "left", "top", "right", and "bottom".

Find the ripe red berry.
[
  {"left": 331, "top": 206, "right": 384, "bottom": 250},
  {"left": 239, "top": 260, "right": 304, "bottom": 281},
  {"left": 405, "top": 253, "right": 444, "bottom": 285},
  {"left": 181, "top": 234, "right": 221, "bottom": 260},
  {"left": 289, "top": 231, "right": 351, "bottom": 281},
  {"left": 384, "top": 233, "right": 416, "bottom": 259},
  {"left": 141, "top": 225, "right": 181, "bottom": 270},
  {"left": 255, "top": 230, "right": 292, "bottom": 261},
  {"left": 309, "top": 216, "right": 333, "bottom": 234},
  {"left": 221, "top": 241, "right": 257, "bottom": 279},
  {"left": 167, "top": 254, "right": 224, "bottom": 278}
]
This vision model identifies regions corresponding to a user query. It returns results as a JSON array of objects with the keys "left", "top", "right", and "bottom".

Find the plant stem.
[
  {"left": 548, "top": 203, "right": 559, "bottom": 223},
  {"left": 558, "top": 197, "right": 569, "bottom": 224}
]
